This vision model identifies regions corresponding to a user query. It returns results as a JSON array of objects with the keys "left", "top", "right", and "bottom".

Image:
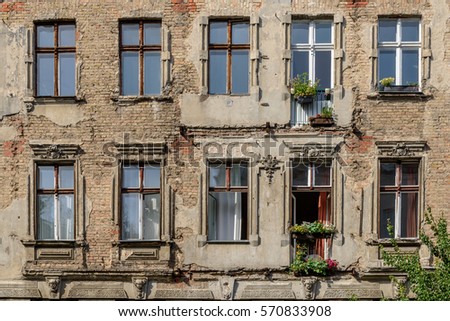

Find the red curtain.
[{"left": 316, "top": 192, "right": 328, "bottom": 257}]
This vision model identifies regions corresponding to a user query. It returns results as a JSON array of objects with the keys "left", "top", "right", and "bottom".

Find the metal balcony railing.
[{"left": 290, "top": 90, "right": 333, "bottom": 126}]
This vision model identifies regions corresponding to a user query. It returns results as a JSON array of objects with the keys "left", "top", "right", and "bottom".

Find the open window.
[{"left": 291, "top": 160, "right": 332, "bottom": 257}]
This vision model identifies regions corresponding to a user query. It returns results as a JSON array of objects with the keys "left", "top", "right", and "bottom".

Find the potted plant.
[
  {"left": 309, "top": 106, "right": 334, "bottom": 127},
  {"left": 290, "top": 244, "right": 339, "bottom": 276},
  {"left": 290, "top": 221, "right": 336, "bottom": 240},
  {"left": 379, "top": 77, "right": 419, "bottom": 92},
  {"left": 290, "top": 72, "right": 319, "bottom": 104}
]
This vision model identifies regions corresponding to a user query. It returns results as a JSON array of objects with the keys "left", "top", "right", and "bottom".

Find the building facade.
[{"left": 0, "top": 0, "right": 448, "bottom": 300}]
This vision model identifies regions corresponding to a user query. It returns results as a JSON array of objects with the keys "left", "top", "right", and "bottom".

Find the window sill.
[
  {"left": 367, "top": 91, "right": 432, "bottom": 101},
  {"left": 366, "top": 238, "right": 421, "bottom": 247},
  {"left": 110, "top": 95, "right": 173, "bottom": 105},
  {"left": 21, "top": 239, "right": 85, "bottom": 260},
  {"left": 207, "top": 240, "right": 250, "bottom": 244},
  {"left": 33, "top": 96, "right": 86, "bottom": 105},
  {"left": 113, "top": 240, "right": 169, "bottom": 247}
]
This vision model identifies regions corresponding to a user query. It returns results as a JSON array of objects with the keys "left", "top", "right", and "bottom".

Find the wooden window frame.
[
  {"left": 291, "top": 161, "right": 332, "bottom": 191},
  {"left": 119, "top": 20, "right": 162, "bottom": 96},
  {"left": 379, "top": 160, "right": 420, "bottom": 239},
  {"left": 208, "top": 19, "right": 250, "bottom": 95},
  {"left": 120, "top": 163, "right": 161, "bottom": 241},
  {"left": 35, "top": 22, "right": 76, "bottom": 97},
  {"left": 36, "top": 163, "right": 75, "bottom": 240}
]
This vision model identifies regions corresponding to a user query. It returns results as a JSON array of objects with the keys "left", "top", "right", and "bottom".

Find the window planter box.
[
  {"left": 380, "top": 85, "right": 419, "bottom": 93},
  {"left": 308, "top": 115, "right": 334, "bottom": 127},
  {"left": 295, "top": 95, "right": 314, "bottom": 104},
  {"left": 291, "top": 231, "right": 334, "bottom": 241}
]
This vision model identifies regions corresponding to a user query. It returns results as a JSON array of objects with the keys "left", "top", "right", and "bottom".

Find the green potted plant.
[
  {"left": 290, "top": 72, "right": 319, "bottom": 104},
  {"left": 379, "top": 77, "right": 419, "bottom": 92},
  {"left": 290, "top": 221, "right": 336, "bottom": 240},
  {"left": 309, "top": 106, "right": 334, "bottom": 127},
  {"left": 290, "top": 244, "right": 339, "bottom": 276}
]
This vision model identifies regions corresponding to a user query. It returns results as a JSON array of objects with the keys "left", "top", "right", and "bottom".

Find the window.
[
  {"left": 208, "top": 20, "right": 249, "bottom": 94},
  {"left": 379, "top": 161, "right": 419, "bottom": 239},
  {"left": 120, "top": 21, "right": 161, "bottom": 96},
  {"left": 35, "top": 22, "right": 76, "bottom": 97},
  {"left": 121, "top": 164, "right": 161, "bottom": 240},
  {"left": 36, "top": 164, "right": 75, "bottom": 240},
  {"left": 378, "top": 18, "right": 420, "bottom": 87},
  {"left": 291, "top": 20, "right": 333, "bottom": 125},
  {"left": 208, "top": 161, "right": 248, "bottom": 241},
  {"left": 291, "top": 161, "right": 332, "bottom": 257}
]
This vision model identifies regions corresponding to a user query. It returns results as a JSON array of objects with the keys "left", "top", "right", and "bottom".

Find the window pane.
[
  {"left": 292, "top": 51, "right": 308, "bottom": 78},
  {"left": 314, "top": 164, "right": 331, "bottom": 186},
  {"left": 121, "top": 194, "right": 139, "bottom": 239},
  {"left": 59, "top": 53, "right": 75, "bottom": 96},
  {"left": 231, "top": 50, "right": 249, "bottom": 94},
  {"left": 144, "top": 23, "right": 161, "bottom": 45},
  {"left": 402, "top": 21, "right": 419, "bottom": 42},
  {"left": 378, "top": 50, "right": 396, "bottom": 82},
  {"left": 38, "top": 166, "right": 54, "bottom": 189},
  {"left": 121, "top": 23, "right": 139, "bottom": 45},
  {"left": 209, "top": 22, "right": 227, "bottom": 44},
  {"left": 144, "top": 52, "right": 161, "bottom": 95},
  {"left": 209, "top": 50, "right": 227, "bottom": 94},
  {"left": 37, "top": 25, "right": 54, "bottom": 47},
  {"left": 59, "top": 166, "right": 74, "bottom": 189},
  {"left": 38, "top": 195, "right": 55, "bottom": 240},
  {"left": 401, "top": 192, "right": 418, "bottom": 238},
  {"left": 292, "top": 22, "right": 309, "bottom": 44},
  {"left": 380, "top": 163, "right": 396, "bottom": 186},
  {"left": 37, "top": 53, "right": 54, "bottom": 96},
  {"left": 209, "top": 164, "right": 226, "bottom": 187},
  {"left": 121, "top": 52, "right": 139, "bottom": 95},
  {"left": 208, "top": 192, "right": 245, "bottom": 241},
  {"left": 315, "top": 51, "right": 331, "bottom": 89},
  {"left": 380, "top": 193, "right": 396, "bottom": 238},
  {"left": 401, "top": 163, "right": 419, "bottom": 186},
  {"left": 315, "top": 22, "right": 332, "bottom": 43},
  {"left": 143, "top": 193, "right": 160, "bottom": 240},
  {"left": 231, "top": 163, "right": 247, "bottom": 187},
  {"left": 232, "top": 23, "right": 249, "bottom": 44},
  {"left": 379, "top": 20, "right": 397, "bottom": 42},
  {"left": 122, "top": 165, "right": 139, "bottom": 188},
  {"left": 143, "top": 165, "right": 160, "bottom": 188},
  {"left": 402, "top": 49, "right": 419, "bottom": 85},
  {"left": 292, "top": 163, "right": 308, "bottom": 186},
  {"left": 59, "top": 194, "right": 74, "bottom": 240},
  {"left": 59, "top": 24, "right": 75, "bottom": 47}
]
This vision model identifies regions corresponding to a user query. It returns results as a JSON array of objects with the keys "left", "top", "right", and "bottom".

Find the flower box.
[
  {"left": 296, "top": 95, "right": 314, "bottom": 104},
  {"left": 309, "top": 115, "right": 334, "bottom": 127},
  {"left": 380, "top": 85, "right": 419, "bottom": 93}
]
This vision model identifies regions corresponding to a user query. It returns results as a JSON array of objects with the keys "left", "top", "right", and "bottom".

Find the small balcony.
[{"left": 290, "top": 90, "right": 333, "bottom": 127}]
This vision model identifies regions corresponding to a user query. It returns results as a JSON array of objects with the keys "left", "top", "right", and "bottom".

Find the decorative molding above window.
[
  {"left": 287, "top": 143, "right": 336, "bottom": 159},
  {"left": 376, "top": 141, "right": 427, "bottom": 157},
  {"left": 30, "top": 143, "right": 81, "bottom": 159}
]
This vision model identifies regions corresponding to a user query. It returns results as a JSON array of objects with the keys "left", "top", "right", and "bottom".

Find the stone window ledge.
[
  {"left": 367, "top": 92, "right": 432, "bottom": 101},
  {"left": 21, "top": 239, "right": 86, "bottom": 261},
  {"left": 110, "top": 95, "right": 173, "bottom": 105},
  {"left": 32, "top": 97, "right": 86, "bottom": 105},
  {"left": 365, "top": 238, "right": 421, "bottom": 247},
  {"left": 112, "top": 240, "right": 170, "bottom": 248}
]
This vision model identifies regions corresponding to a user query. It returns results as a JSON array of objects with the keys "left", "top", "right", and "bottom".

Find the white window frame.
[
  {"left": 291, "top": 20, "right": 335, "bottom": 89},
  {"left": 378, "top": 18, "right": 421, "bottom": 86}
]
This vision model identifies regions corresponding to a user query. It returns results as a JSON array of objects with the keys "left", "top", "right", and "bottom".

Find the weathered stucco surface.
[{"left": 0, "top": 0, "right": 449, "bottom": 300}]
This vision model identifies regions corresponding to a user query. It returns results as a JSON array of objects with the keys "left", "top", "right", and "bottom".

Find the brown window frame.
[
  {"left": 208, "top": 19, "right": 250, "bottom": 95},
  {"left": 34, "top": 22, "right": 76, "bottom": 97},
  {"left": 36, "top": 163, "right": 75, "bottom": 240},
  {"left": 120, "top": 162, "right": 162, "bottom": 241},
  {"left": 119, "top": 20, "right": 162, "bottom": 96},
  {"left": 379, "top": 160, "right": 420, "bottom": 239},
  {"left": 207, "top": 160, "right": 249, "bottom": 241}
]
